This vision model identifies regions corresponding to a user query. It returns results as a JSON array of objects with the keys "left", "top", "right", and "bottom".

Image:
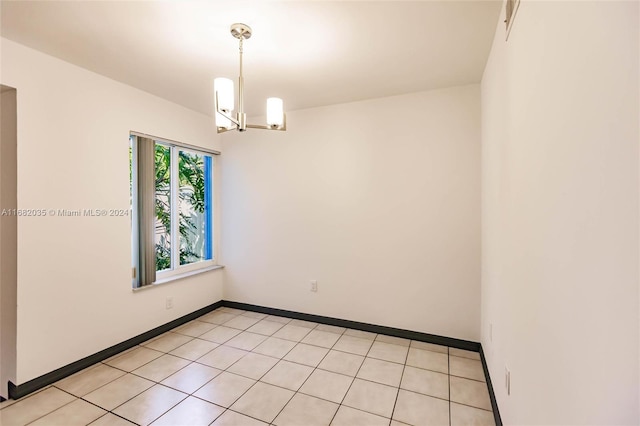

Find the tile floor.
[{"left": 0, "top": 307, "right": 496, "bottom": 426}]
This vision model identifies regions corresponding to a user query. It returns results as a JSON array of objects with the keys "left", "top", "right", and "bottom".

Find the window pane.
[
  {"left": 155, "top": 143, "right": 171, "bottom": 271},
  {"left": 178, "top": 150, "right": 212, "bottom": 265}
]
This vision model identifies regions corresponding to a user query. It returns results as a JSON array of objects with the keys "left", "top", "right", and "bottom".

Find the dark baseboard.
[
  {"left": 479, "top": 345, "right": 503, "bottom": 426},
  {"left": 8, "top": 300, "right": 223, "bottom": 400},
  {"left": 222, "top": 300, "right": 480, "bottom": 352},
  {"left": 0, "top": 396, "right": 5, "bottom": 402}
]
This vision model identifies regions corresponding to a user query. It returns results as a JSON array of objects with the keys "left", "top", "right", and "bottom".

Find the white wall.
[
  {"left": 0, "top": 86, "right": 18, "bottom": 398},
  {"left": 481, "top": 1, "right": 639, "bottom": 424},
  {"left": 0, "top": 39, "right": 224, "bottom": 384},
  {"left": 221, "top": 85, "right": 481, "bottom": 341}
]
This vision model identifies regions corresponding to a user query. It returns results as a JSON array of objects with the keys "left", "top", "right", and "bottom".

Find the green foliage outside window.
[{"left": 154, "top": 145, "right": 206, "bottom": 271}]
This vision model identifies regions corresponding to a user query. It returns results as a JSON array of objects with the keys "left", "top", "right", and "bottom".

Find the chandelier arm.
[
  {"left": 215, "top": 106, "right": 239, "bottom": 125},
  {"left": 214, "top": 91, "right": 240, "bottom": 126},
  {"left": 216, "top": 125, "right": 237, "bottom": 134},
  {"left": 245, "top": 112, "right": 287, "bottom": 131},
  {"left": 245, "top": 125, "right": 286, "bottom": 132}
]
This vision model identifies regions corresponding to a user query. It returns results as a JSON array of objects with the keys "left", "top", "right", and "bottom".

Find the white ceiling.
[{"left": 1, "top": 0, "right": 501, "bottom": 117}]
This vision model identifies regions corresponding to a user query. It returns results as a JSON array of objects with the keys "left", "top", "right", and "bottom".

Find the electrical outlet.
[
  {"left": 310, "top": 280, "right": 318, "bottom": 292},
  {"left": 166, "top": 297, "right": 174, "bottom": 310},
  {"left": 505, "top": 367, "right": 511, "bottom": 395}
]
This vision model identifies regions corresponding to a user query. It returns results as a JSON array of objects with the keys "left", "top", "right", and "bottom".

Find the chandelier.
[{"left": 214, "top": 23, "right": 286, "bottom": 133}]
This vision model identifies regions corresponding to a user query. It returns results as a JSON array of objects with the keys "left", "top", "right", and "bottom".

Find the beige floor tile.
[
  {"left": 199, "top": 312, "right": 238, "bottom": 325},
  {"left": 113, "top": 384, "right": 187, "bottom": 426},
  {"left": 342, "top": 378, "right": 398, "bottom": 418},
  {"left": 151, "top": 396, "right": 225, "bottom": 425},
  {"left": 199, "top": 326, "right": 242, "bottom": 344},
  {"left": 301, "top": 330, "right": 341, "bottom": 348},
  {"left": 225, "top": 331, "right": 268, "bottom": 351},
  {"left": 230, "top": 382, "right": 294, "bottom": 423},
  {"left": 142, "top": 332, "right": 193, "bottom": 353},
  {"left": 450, "top": 376, "right": 492, "bottom": 411},
  {"left": 0, "top": 397, "right": 17, "bottom": 410},
  {"left": 406, "top": 347, "right": 448, "bottom": 374},
  {"left": 367, "top": 341, "right": 409, "bottom": 364},
  {"left": 0, "top": 387, "right": 76, "bottom": 426},
  {"left": 132, "top": 354, "right": 190, "bottom": 382},
  {"left": 410, "top": 341, "right": 448, "bottom": 354},
  {"left": 161, "top": 362, "right": 221, "bottom": 394},
  {"left": 343, "top": 329, "right": 377, "bottom": 341},
  {"left": 30, "top": 398, "right": 106, "bottom": 426},
  {"left": 314, "top": 324, "right": 346, "bottom": 335},
  {"left": 220, "top": 308, "right": 245, "bottom": 315},
  {"left": 84, "top": 374, "right": 154, "bottom": 410},
  {"left": 169, "top": 338, "right": 218, "bottom": 361},
  {"left": 318, "top": 350, "right": 364, "bottom": 376},
  {"left": 224, "top": 315, "right": 261, "bottom": 330},
  {"left": 392, "top": 389, "right": 449, "bottom": 426},
  {"left": 450, "top": 348, "right": 481, "bottom": 360},
  {"left": 331, "top": 405, "right": 390, "bottom": 426},
  {"left": 260, "top": 360, "right": 314, "bottom": 391},
  {"left": 227, "top": 352, "right": 279, "bottom": 380},
  {"left": 273, "top": 393, "right": 338, "bottom": 426},
  {"left": 356, "top": 357, "right": 404, "bottom": 387},
  {"left": 333, "top": 335, "right": 373, "bottom": 356},
  {"left": 283, "top": 343, "right": 329, "bottom": 367},
  {"left": 265, "top": 315, "right": 292, "bottom": 324},
  {"left": 173, "top": 320, "right": 217, "bottom": 338},
  {"left": 400, "top": 366, "right": 449, "bottom": 400},
  {"left": 197, "top": 345, "right": 249, "bottom": 370},
  {"left": 289, "top": 319, "right": 318, "bottom": 329},
  {"left": 89, "top": 413, "right": 137, "bottom": 425},
  {"left": 105, "top": 346, "right": 164, "bottom": 372},
  {"left": 211, "top": 410, "right": 268, "bottom": 425},
  {"left": 241, "top": 311, "right": 268, "bottom": 320},
  {"left": 102, "top": 346, "right": 138, "bottom": 364},
  {"left": 193, "top": 372, "right": 255, "bottom": 407},
  {"left": 375, "top": 335, "right": 410, "bottom": 347},
  {"left": 56, "top": 364, "right": 125, "bottom": 396},
  {"left": 272, "top": 324, "right": 313, "bottom": 342},
  {"left": 450, "top": 355, "right": 486, "bottom": 381},
  {"left": 246, "top": 320, "right": 285, "bottom": 336},
  {"left": 450, "top": 402, "right": 495, "bottom": 426},
  {"left": 252, "top": 337, "right": 297, "bottom": 358},
  {"left": 299, "top": 369, "right": 353, "bottom": 403}
]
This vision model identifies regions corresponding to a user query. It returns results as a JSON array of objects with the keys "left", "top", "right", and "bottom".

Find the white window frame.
[{"left": 130, "top": 132, "right": 219, "bottom": 288}]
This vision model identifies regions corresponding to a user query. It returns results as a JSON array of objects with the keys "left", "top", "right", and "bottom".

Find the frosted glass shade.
[
  {"left": 266, "top": 97, "right": 284, "bottom": 126},
  {"left": 214, "top": 78, "right": 234, "bottom": 129},
  {"left": 214, "top": 78, "right": 234, "bottom": 111}
]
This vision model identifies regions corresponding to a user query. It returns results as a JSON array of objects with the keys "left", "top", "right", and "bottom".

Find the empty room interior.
[{"left": 0, "top": 0, "right": 638, "bottom": 425}]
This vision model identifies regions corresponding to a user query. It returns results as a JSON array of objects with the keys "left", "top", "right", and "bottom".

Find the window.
[{"left": 130, "top": 133, "right": 217, "bottom": 288}]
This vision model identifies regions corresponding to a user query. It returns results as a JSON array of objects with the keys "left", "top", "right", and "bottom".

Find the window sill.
[{"left": 133, "top": 265, "right": 224, "bottom": 292}]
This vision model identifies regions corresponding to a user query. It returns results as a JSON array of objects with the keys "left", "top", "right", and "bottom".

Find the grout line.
[
  {"left": 195, "top": 321, "right": 320, "bottom": 423},
  {"left": 222, "top": 328, "right": 316, "bottom": 423},
  {"left": 22, "top": 388, "right": 81, "bottom": 426},
  {"left": 449, "top": 349, "right": 452, "bottom": 426},
  {"left": 330, "top": 331, "right": 378, "bottom": 423},
  {"left": 388, "top": 343, "right": 410, "bottom": 424},
  {"left": 287, "top": 325, "right": 347, "bottom": 425}
]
